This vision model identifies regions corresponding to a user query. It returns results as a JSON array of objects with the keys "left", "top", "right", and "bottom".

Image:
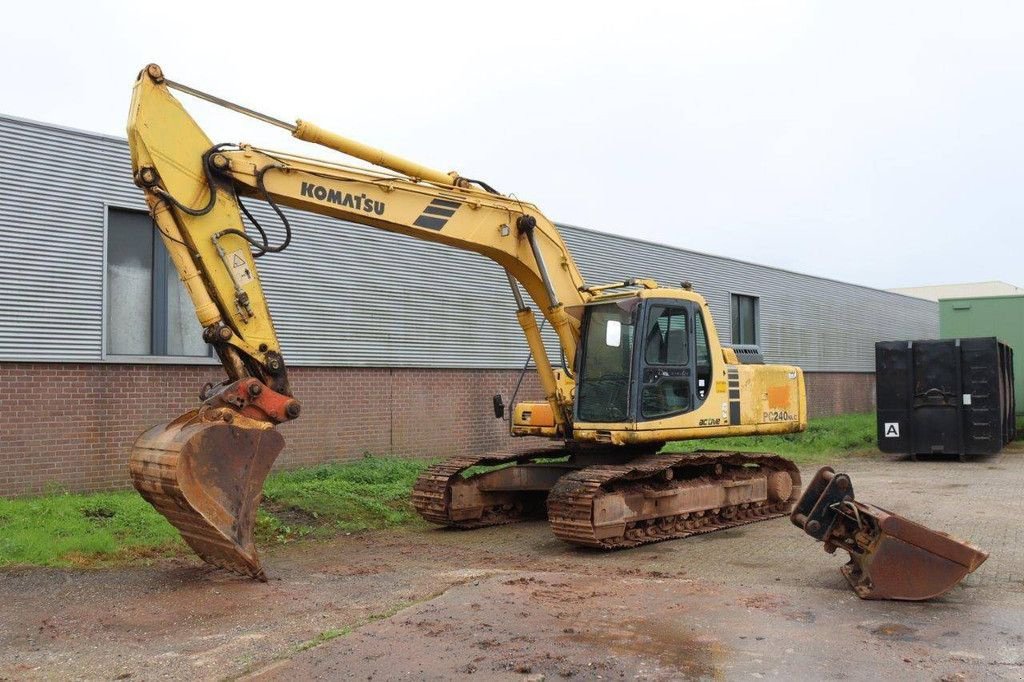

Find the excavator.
[{"left": 126, "top": 64, "right": 810, "bottom": 580}]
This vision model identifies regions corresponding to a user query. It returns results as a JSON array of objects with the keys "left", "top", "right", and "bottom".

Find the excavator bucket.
[
  {"left": 129, "top": 408, "right": 284, "bottom": 580},
  {"left": 791, "top": 467, "right": 988, "bottom": 600}
]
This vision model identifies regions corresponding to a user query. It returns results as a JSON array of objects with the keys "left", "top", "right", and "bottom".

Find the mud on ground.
[{"left": 1, "top": 450, "right": 1022, "bottom": 681}]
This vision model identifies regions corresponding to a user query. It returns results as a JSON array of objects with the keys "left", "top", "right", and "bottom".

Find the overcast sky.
[{"left": 1, "top": 1, "right": 1021, "bottom": 289}]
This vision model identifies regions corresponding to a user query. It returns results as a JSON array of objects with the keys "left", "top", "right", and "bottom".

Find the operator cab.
[{"left": 574, "top": 295, "right": 713, "bottom": 424}]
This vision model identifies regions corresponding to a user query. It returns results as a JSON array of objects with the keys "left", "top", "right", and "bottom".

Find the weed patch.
[
  {"left": 258, "top": 456, "right": 432, "bottom": 540},
  {"left": 295, "top": 627, "right": 352, "bottom": 652}
]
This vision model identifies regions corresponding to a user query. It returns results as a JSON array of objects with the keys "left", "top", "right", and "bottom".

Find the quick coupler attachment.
[{"left": 791, "top": 467, "right": 988, "bottom": 601}]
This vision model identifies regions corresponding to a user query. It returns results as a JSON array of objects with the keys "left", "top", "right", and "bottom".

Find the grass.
[
  {"left": 256, "top": 456, "right": 431, "bottom": 540},
  {"left": 664, "top": 412, "right": 877, "bottom": 463},
  {"left": 295, "top": 627, "right": 352, "bottom": 652},
  {"left": 292, "top": 601, "right": 413, "bottom": 653},
  {"left": 0, "top": 490, "right": 183, "bottom": 568},
  {"left": 0, "top": 455, "right": 431, "bottom": 570}
]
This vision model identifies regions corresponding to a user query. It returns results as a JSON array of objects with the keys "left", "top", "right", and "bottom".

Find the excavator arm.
[
  {"left": 128, "top": 64, "right": 586, "bottom": 426},
  {"left": 126, "top": 64, "right": 589, "bottom": 576}
]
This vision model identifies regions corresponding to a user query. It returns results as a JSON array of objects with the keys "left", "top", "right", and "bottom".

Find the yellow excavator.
[{"left": 126, "top": 64, "right": 808, "bottom": 579}]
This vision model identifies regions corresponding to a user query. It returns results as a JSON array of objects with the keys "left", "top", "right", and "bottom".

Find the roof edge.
[
  {"left": 0, "top": 111, "right": 128, "bottom": 144},
  {"left": 938, "top": 294, "right": 1024, "bottom": 303}
]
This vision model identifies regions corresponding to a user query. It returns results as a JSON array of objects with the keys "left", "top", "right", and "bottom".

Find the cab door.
[{"left": 636, "top": 301, "right": 701, "bottom": 421}]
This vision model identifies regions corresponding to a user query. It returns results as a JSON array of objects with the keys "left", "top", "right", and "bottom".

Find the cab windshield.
[{"left": 575, "top": 302, "right": 636, "bottom": 422}]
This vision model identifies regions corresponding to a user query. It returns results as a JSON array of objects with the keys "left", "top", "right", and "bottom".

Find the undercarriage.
[{"left": 412, "top": 447, "right": 801, "bottom": 548}]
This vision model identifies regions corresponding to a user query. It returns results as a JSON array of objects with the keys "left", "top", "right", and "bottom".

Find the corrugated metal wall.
[
  {"left": 0, "top": 116, "right": 142, "bottom": 360},
  {"left": 0, "top": 114, "right": 937, "bottom": 371}
]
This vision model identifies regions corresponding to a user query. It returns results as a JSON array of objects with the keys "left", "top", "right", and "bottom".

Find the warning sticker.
[
  {"left": 884, "top": 422, "right": 900, "bottom": 438},
  {"left": 228, "top": 249, "right": 253, "bottom": 285}
]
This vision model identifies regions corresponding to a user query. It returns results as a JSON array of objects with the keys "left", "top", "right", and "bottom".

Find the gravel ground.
[{"left": 0, "top": 447, "right": 1020, "bottom": 681}]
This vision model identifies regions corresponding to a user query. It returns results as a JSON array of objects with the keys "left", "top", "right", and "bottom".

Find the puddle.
[
  {"left": 869, "top": 622, "right": 918, "bottom": 641},
  {"left": 569, "top": 618, "right": 728, "bottom": 679}
]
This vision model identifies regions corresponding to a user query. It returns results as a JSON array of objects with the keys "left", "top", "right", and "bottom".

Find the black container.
[{"left": 875, "top": 337, "right": 1016, "bottom": 460}]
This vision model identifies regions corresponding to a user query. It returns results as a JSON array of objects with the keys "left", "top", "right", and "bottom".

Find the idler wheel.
[{"left": 767, "top": 471, "right": 794, "bottom": 503}]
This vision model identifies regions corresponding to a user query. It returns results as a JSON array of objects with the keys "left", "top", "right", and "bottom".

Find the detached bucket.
[
  {"left": 129, "top": 408, "right": 284, "bottom": 580},
  {"left": 791, "top": 467, "right": 988, "bottom": 600}
]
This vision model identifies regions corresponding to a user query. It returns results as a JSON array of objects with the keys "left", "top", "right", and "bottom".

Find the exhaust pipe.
[{"left": 791, "top": 467, "right": 988, "bottom": 601}]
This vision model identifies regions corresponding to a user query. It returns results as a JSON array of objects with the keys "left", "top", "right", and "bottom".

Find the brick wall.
[
  {"left": 0, "top": 363, "right": 874, "bottom": 497},
  {"left": 278, "top": 367, "right": 544, "bottom": 469},
  {"left": 0, "top": 363, "right": 544, "bottom": 497}
]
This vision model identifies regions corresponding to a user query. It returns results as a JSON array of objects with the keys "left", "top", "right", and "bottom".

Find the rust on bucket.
[{"left": 791, "top": 467, "right": 988, "bottom": 600}]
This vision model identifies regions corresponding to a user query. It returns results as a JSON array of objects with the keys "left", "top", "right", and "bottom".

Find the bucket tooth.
[
  {"left": 129, "top": 409, "right": 284, "bottom": 579},
  {"left": 791, "top": 466, "right": 988, "bottom": 601}
]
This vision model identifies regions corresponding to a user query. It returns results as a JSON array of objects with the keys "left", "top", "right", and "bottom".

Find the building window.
[
  {"left": 106, "top": 208, "right": 209, "bottom": 357},
  {"left": 730, "top": 293, "right": 759, "bottom": 346}
]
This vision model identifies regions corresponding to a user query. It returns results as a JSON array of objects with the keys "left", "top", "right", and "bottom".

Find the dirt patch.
[
  {"left": 248, "top": 572, "right": 736, "bottom": 680},
  {"left": 740, "top": 593, "right": 789, "bottom": 611},
  {"left": 264, "top": 504, "right": 321, "bottom": 528}
]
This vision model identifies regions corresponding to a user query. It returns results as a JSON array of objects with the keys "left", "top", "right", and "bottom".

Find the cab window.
[
  {"left": 643, "top": 306, "right": 688, "bottom": 365},
  {"left": 576, "top": 302, "right": 636, "bottom": 422},
  {"left": 694, "top": 310, "right": 712, "bottom": 401}
]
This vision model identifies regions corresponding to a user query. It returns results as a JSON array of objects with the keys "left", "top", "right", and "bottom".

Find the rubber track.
[
  {"left": 547, "top": 450, "right": 802, "bottom": 548},
  {"left": 411, "top": 447, "right": 567, "bottom": 528}
]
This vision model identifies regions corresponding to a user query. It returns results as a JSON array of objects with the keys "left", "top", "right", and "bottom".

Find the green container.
[{"left": 940, "top": 295, "right": 1024, "bottom": 414}]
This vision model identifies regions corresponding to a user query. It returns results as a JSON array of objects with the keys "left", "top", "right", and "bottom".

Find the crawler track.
[
  {"left": 411, "top": 447, "right": 566, "bottom": 528},
  {"left": 547, "top": 451, "right": 801, "bottom": 548}
]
